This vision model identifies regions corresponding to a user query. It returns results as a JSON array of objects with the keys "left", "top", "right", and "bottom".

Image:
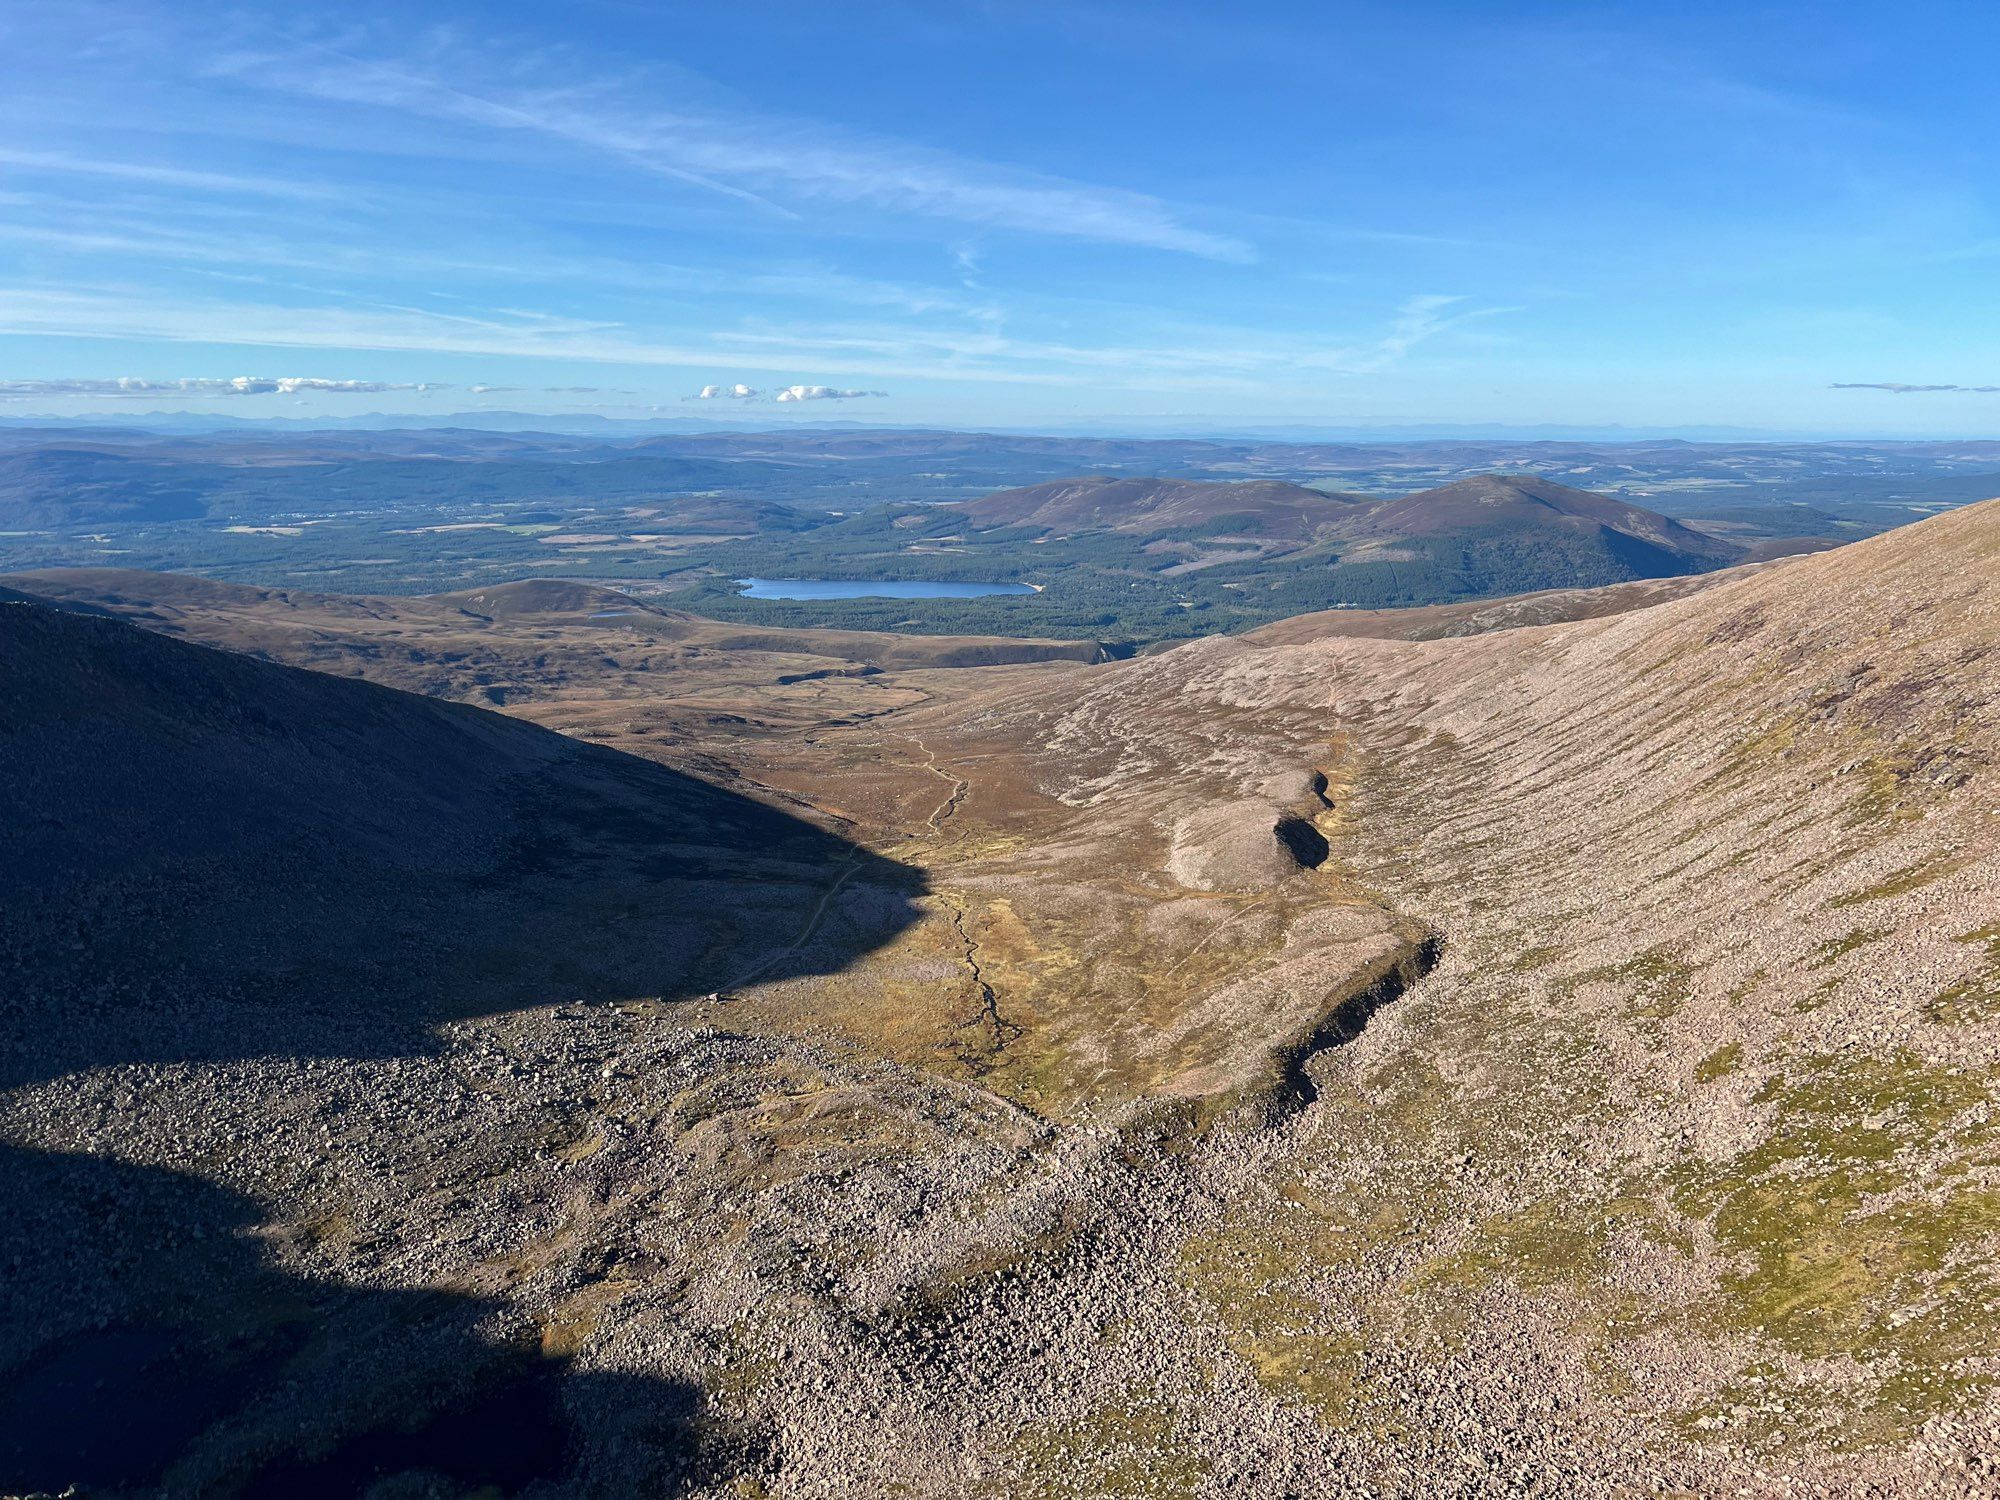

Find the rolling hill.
[
  {"left": 1333, "top": 471, "right": 1741, "bottom": 560},
  {"left": 1306, "top": 470, "right": 1751, "bottom": 599}
]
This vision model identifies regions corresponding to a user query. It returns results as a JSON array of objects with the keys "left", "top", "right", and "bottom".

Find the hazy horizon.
[{"left": 9, "top": 408, "right": 2000, "bottom": 447}]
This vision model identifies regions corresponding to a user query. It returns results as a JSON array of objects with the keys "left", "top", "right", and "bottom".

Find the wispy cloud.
[
  {"left": 1360, "top": 294, "right": 1519, "bottom": 369},
  {"left": 207, "top": 37, "right": 1250, "bottom": 260},
  {"left": 702, "top": 293, "right": 1517, "bottom": 380},
  {"left": 0, "top": 147, "right": 338, "bottom": 201},
  {"left": 0, "top": 204, "right": 1002, "bottom": 331},
  {"left": 472, "top": 383, "right": 629, "bottom": 395},
  {"left": 1831, "top": 381, "right": 2000, "bottom": 394},
  {"left": 774, "top": 385, "right": 887, "bottom": 401},
  {"left": 0, "top": 375, "right": 444, "bottom": 399}
]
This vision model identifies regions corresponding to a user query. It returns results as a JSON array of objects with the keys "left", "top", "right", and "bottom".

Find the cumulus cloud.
[
  {"left": 688, "top": 383, "right": 761, "bottom": 400},
  {"left": 1831, "top": 381, "right": 2000, "bottom": 394},
  {"left": 774, "top": 384, "right": 887, "bottom": 402},
  {"left": 0, "top": 375, "right": 444, "bottom": 399}
]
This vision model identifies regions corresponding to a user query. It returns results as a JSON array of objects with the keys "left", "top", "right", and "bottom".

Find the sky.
[{"left": 3, "top": 0, "right": 2000, "bottom": 435}]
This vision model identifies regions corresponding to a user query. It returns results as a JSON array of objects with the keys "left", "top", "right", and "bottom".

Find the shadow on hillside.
[
  {"left": 0, "top": 597, "right": 918, "bottom": 1494},
  {"left": 0, "top": 1144, "right": 761, "bottom": 1498},
  {"left": 1, "top": 597, "right": 929, "bottom": 1090}
]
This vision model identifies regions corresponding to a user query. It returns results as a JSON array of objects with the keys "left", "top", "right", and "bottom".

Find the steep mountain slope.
[
  {"left": 0, "top": 594, "right": 922, "bottom": 1087},
  {"left": 1255, "top": 494, "right": 1999, "bottom": 1470},
  {"left": 839, "top": 495, "right": 1997, "bottom": 1486}
]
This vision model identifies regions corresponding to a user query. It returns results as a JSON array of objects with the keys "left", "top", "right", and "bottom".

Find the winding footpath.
[{"left": 908, "top": 736, "right": 1019, "bottom": 1055}]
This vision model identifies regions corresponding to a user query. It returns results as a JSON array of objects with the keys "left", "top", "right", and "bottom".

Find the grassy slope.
[{"left": 1170, "top": 497, "right": 2000, "bottom": 1464}]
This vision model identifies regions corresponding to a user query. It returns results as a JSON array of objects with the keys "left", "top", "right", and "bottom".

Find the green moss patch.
[
  {"left": 1694, "top": 1043, "right": 1743, "bottom": 1083},
  {"left": 1805, "top": 926, "right": 1892, "bottom": 969},
  {"left": 1566, "top": 947, "right": 1695, "bottom": 1020},
  {"left": 1830, "top": 855, "right": 1967, "bottom": 909},
  {"left": 1011, "top": 1396, "right": 1210, "bottom": 1499},
  {"left": 1670, "top": 1048, "right": 2000, "bottom": 1445}
]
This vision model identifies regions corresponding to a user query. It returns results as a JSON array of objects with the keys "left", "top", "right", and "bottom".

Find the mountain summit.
[{"left": 1343, "top": 472, "right": 1740, "bottom": 559}]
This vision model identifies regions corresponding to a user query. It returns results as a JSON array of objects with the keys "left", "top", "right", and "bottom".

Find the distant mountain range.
[{"left": 4, "top": 423, "right": 1997, "bottom": 532}]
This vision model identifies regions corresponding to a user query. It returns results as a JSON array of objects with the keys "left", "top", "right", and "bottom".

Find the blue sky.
[{"left": 3, "top": 0, "right": 1999, "bottom": 433}]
